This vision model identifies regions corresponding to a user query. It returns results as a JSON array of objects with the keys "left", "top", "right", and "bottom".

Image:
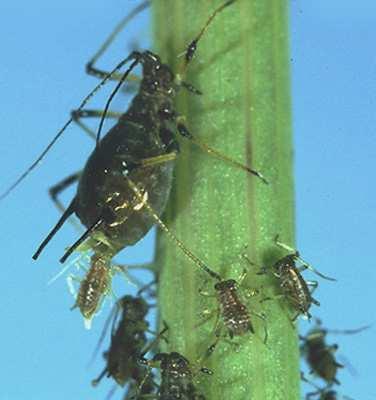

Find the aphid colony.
[{"left": 0, "top": 0, "right": 367, "bottom": 399}]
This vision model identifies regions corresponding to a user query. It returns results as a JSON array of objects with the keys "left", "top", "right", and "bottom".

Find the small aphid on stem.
[
  {"left": 139, "top": 351, "right": 211, "bottom": 400},
  {"left": 198, "top": 265, "right": 268, "bottom": 358},
  {"left": 254, "top": 236, "right": 336, "bottom": 321}
]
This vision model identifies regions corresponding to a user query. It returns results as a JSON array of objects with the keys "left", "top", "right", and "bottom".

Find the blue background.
[{"left": 0, "top": 1, "right": 374, "bottom": 399}]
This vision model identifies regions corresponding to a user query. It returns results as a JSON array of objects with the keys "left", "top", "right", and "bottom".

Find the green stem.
[{"left": 152, "top": 1, "right": 299, "bottom": 399}]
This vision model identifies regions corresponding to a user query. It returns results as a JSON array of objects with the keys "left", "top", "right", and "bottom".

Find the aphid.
[
  {"left": 300, "top": 319, "right": 369, "bottom": 387},
  {"left": 125, "top": 177, "right": 267, "bottom": 355},
  {"left": 301, "top": 373, "right": 354, "bottom": 400},
  {"left": 92, "top": 294, "right": 166, "bottom": 390},
  {"left": 307, "top": 389, "right": 353, "bottom": 400},
  {"left": 200, "top": 267, "right": 268, "bottom": 357},
  {"left": 140, "top": 351, "right": 211, "bottom": 400},
  {"left": 71, "top": 254, "right": 111, "bottom": 326},
  {"left": 0, "top": 0, "right": 265, "bottom": 321},
  {"left": 259, "top": 236, "right": 336, "bottom": 321}
]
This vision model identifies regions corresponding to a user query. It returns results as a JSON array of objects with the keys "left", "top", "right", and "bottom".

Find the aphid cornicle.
[
  {"left": 92, "top": 294, "right": 165, "bottom": 390},
  {"left": 0, "top": 0, "right": 265, "bottom": 322},
  {"left": 140, "top": 352, "right": 211, "bottom": 400}
]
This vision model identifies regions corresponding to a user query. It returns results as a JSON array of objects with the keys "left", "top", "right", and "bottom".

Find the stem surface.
[{"left": 152, "top": 1, "right": 299, "bottom": 399}]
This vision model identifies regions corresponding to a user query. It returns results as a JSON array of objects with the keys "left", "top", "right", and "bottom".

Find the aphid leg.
[
  {"left": 85, "top": 1, "right": 150, "bottom": 81},
  {"left": 111, "top": 264, "right": 145, "bottom": 290},
  {"left": 176, "top": 119, "right": 268, "bottom": 184},
  {"left": 203, "top": 309, "right": 223, "bottom": 358},
  {"left": 274, "top": 235, "right": 336, "bottom": 281},
  {"left": 252, "top": 311, "right": 268, "bottom": 344},
  {"left": 71, "top": 109, "right": 123, "bottom": 140},
  {"left": 32, "top": 197, "right": 77, "bottom": 260},
  {"left": 237, "top": 268, "right": 248, "bottom": 286},
  {"left": 120, "top": 152, "right": 178, "bottom": 171},
  {"left": 49, "top": 171, "right": 81, "bottom": 213},
  {"left": 67, "top": 273, "right": 80, "bottom": 298},
  {"left": 136, "top": 357, "right": 160, "bottom": 397},
  {"left": 137, "top": 279, "right": 157, "bottom": 297},
  {"left": 195, "top": 309, "right": 216, "bottom": 329},
  {"left": 140, "top": 322, "right": 169, "bottom": 357},
  {"left": 241, "top": 254, "right": 269, "bottom": 277},
  {"left": 306, "top": 280, "right": 320, "bottom": 306},
  {"left": 47, "top": 172, "right": 85, "bottom": 233}
]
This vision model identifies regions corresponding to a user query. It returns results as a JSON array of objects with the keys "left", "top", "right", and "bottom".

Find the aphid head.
[
  {"left": 119, "top": 295, "right": 149, "bottom": 319},
  {"left": 214, "top": 279, "right": 237, "bottom": 292},
  {"left": 156, "top": 352, "right": 191, "bottom": 376},
  {"left": 306, "top": 327, "right": 327, "bottom": 344},
  {"left": 273, "top": 253, "right": 296, "bottom": 272},
  {"left": 322, "top": 390, "right": 337, "bottom": 400},
  {"left": 140, "top": 51, "right": 176, "bottom": 96}
]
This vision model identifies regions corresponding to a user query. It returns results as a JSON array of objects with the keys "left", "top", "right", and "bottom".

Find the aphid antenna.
[
  {"left": 179, "top": 0, "right": 238, "bottom": 71},
  {"left": 325, "top": 325, "right": 371, "bottom": 335},
  {"left": 87, "top": 0, "right": 150, "bottom": 75},
  {"left": 95, "top": 54, "right": 141, "bottom": 144},
  {"left": 0, "top": 56, "right": 138, "bottom": 202},
  {"left": 312, "top": 318, "right": 371, "bottom": 336},
  {"left": 123, "top": 173, "right": 221, "bottom": 281},
  {"left": 274, "top": 235, "right": 337, "bottom": 281}
]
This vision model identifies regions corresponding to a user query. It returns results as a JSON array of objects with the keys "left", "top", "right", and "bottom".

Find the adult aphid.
[{"left": 0, "top": 0, "right": 265, "bottom": 321}]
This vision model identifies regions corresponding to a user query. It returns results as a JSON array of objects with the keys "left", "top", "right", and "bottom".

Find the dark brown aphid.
[
  {"left": 214, "top": 278, "right": 253, "bottom": 338},
  {"left": 92, "top": 294, "right": 165, "bottom": 391},
  {"left": 140, "top": 352, "right": 211, "bottom": 400},
  {"left": 300, "top": 320, "right": 368, "bottom": 387},
  {"left": 199, "top": 268, "right": 267, "bottom": 358},
  {"left": 0, "top": 0, "right": 265, "bottom": 321},
  {"left": 265, "top": 237, "right": 336, "bottom": 320}
]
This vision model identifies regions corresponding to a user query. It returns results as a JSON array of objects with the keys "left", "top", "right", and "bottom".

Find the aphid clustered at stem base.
[{"left": 0, "top": 0, "right": 367, "bottom": 399}]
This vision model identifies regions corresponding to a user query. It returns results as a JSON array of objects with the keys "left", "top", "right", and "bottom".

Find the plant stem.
[{"left": 152, "top": 0, "right": 299, "bottom": 399}]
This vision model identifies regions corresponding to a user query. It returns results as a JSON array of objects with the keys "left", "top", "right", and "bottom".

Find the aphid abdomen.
[
  {"left": 75, "top": 116, "right": 175, "bottom": 255},
  {"left": 306, "top": 344, "right": 339, "bottom": 384},
  {"left": 215, "top": 280, "right": 253, "bottom": 337},
  {"left": 158, "top": 352, "right": 199, "bottom": 400},
  {"left": 74, "top": 255, "right": 110, "bottom": 322},
  {"left": 280, "top": 266, "right": 313, "bottom": 316}
]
